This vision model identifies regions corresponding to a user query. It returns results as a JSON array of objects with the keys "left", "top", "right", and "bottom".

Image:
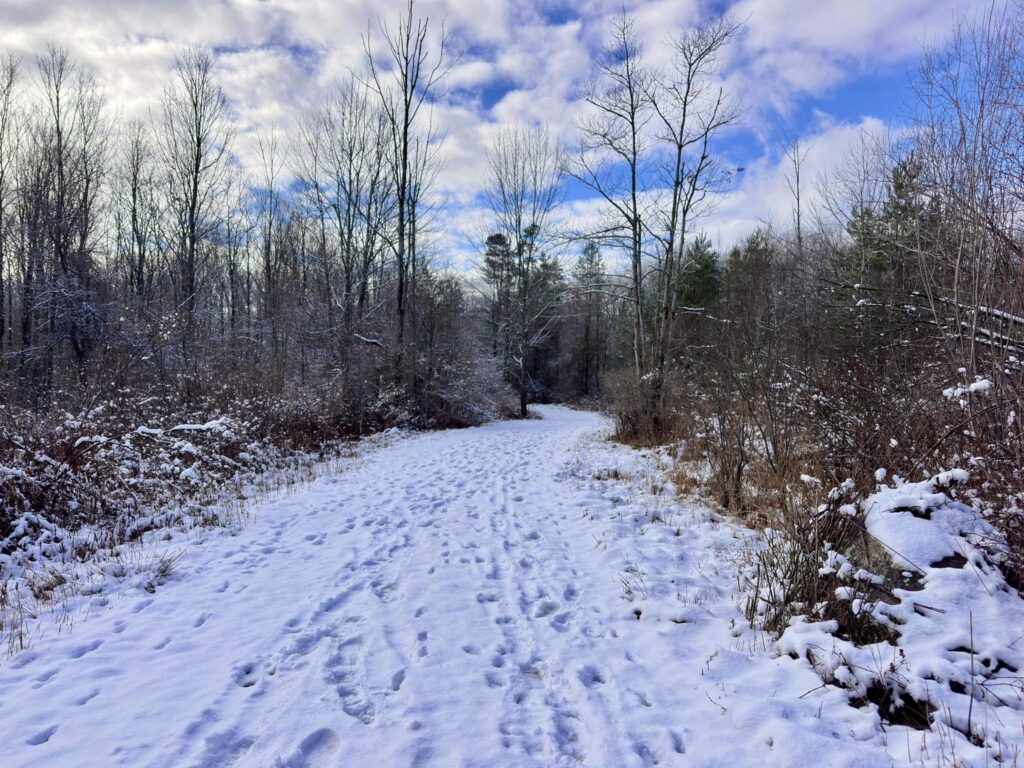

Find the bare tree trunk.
[
  {"left": 364, "top": 0, "right": 449, "bottom": 381},
  {"left": 568, "top": 11, "right": 652, "bottom": 379},
  {"left": 159, "top": 46, "right": 234, "bottom": 370}
]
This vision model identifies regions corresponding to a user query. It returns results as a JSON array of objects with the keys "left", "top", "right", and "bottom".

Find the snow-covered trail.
[{"left": 0, "top": 406, "right": 889, "bottom": 768}]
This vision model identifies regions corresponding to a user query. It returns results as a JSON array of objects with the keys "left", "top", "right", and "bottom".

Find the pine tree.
[{"left": 678, "top": 233, "right": 721, "bottom": 308}]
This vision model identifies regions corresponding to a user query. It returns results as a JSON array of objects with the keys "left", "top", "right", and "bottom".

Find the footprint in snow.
[
  {"left": 518, "top": 654, "right": 544, "bottom": 679},
  {"left": 233, "top": 660, "right": 267, "bottom": 689},
  {"left": 67, "top": 640, "right": 103, "bottom": 659},
  {"left": 390, "top": 668, "right": 406, "bottom": 692},
  {"left": 33, "top": 669, "right": 59, "bottom": 687},
  {"left": 630, "top": 689, "right": 653, "bottom": 707},
  {"left": 533, "top": 600, "right": 560, "bottom": 619},
  {"left": 485, "top": 671, "right": 505, "bottom": 689},
  {"left": 577, "top": 665, "right": 606, "bottom": 689},
  {"left": 371, "top": 577, "right": 399, "bottom": 602},
  {"left": 73, "top": 689, "right": 100, "bottom": 706},
  {"left": 280, "top": 728, "right": 339, "bottom": 768},
  {"left": 8, "top": 651, "right": 38, "bottom": 669},
  {"left": 550, "top": 612, "right": 572, "bottom": 633},
  {"left": 132, "top": 598, "right": 154, "bottom": 614},
  {"left": 325, "top": 637, "right": 375, "bottom": 724},
  {"left": 416, "top": 630, "right": 429, "bottom": 658},
  {"left": 26, "top": 725, "right": 58, "bottom": 746},
  {"left": 670, "top": 730, "right": 686, "bottom": 754}
]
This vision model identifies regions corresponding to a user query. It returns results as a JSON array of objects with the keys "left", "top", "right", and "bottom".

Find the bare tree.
[
  {"left": 0, "top": 52, "right": 20, "bottom": 352},
  {"left": 568, "top": 11, "right": 652, "bottom": 378},
  {"left": 646, "top": 15, "right": 742, "bottom": 388},
  {"left": 784, "top": 136, "right": 810, "bottom": 258},
  {"left": 115, "top": 119, "right": 160, "bottom": 302},
  {"left": 914, "top": 8, "right": 1024, "bottom": 372},
  {"left": 256, "top": 128, "right": 283, "bottom": 359},
  {"left": 362, "top": 0, "right": 450, "bottom": 368},
  {"left": 159, "top": 46, "right": 235, "bottom": 365},
  {"left": 294, "top": 76, "right": 395, "bottom": 363},
  {"left": 36, "top": 44, "right": 109, "bottom": 382},
  {"left": 484, "top": 123, "right": 565, "bottom": 416}
]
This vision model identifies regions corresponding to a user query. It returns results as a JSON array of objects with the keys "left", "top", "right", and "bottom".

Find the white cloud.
[
  {"left": 0, "top": 0, "right": 974, "bottom": 268},
  {"left": 703, "top": 115, "right": 889, "bottom": 248},
  {"left": 727, "top": 0, "right": 989, "bottom": 114}
]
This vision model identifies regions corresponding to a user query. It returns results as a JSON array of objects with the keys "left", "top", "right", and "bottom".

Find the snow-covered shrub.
[
  {"left": 744, "top": 479, "right": 894, "bottom": 644},
  {"left": 0, "top": 385, "right": 338, "bottom": 574},
  {"left": 746, "top": 464, "right": 1024, "bottom": 759}
]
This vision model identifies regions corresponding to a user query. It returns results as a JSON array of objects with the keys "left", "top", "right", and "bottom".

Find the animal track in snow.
[
  {"left": 67, "top": 640, "right": 103, "bottom": 659},
  {"left": 577, "top": 665, "right": 606, "bottom": 689},
  {"left": 532, "top": 599, "right": 560, "bottom": 619},
  {"left": 416, "top": 630, "right": 429, "bottom": 658},
  {"left": 73, "top": 689, "right": 100, "bottom": 706},
  {"left": 32, "top": 669, "right": 59, "bottom": 688},
  {"left": 390, "top": 668, "right": 406, "bottom": 692},
  {"left": 26, "top": 725, "right": 58, "bottom": 746},
  {"left": 485, "top": 671, "right": 505, "bottom": 688},
  {"left": 550, "top": 611, "right": 572, "bottom": 632}
]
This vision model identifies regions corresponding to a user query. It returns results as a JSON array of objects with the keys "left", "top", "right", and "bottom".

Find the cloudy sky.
[{"left": 0, "top": 0, "right": 985, "bottom": 267}]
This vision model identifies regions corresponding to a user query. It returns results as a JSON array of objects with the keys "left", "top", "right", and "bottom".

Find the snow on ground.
[
  {"left": 780, "top": 472, "right": 1024, "bottom": 765},
  {"left": 0, "top": 406, "right": 996, "bottom": 767}
]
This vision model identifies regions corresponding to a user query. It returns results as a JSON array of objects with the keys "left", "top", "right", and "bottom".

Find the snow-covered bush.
[
  {"left": 744, "top": 480, "right": 894, "bottom": 644},
  {"left": 746, "top": 466, "right": 1024, "bottom": 760}
]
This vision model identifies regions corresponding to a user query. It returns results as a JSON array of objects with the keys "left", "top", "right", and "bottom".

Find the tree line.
[{"left": 0, "top": 5, "right": 499, "bottom": 435}]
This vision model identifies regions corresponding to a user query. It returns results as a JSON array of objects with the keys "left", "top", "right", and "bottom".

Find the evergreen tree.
[{"left": 678, "top": 233, "right": 722, "bottom": 308}]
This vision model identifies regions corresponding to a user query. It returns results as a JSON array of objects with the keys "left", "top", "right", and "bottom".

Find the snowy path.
[{"left": 1, "top": 406, "right": 892, "bottom": 767}]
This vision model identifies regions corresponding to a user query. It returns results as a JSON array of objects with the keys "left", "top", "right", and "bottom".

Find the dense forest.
[{"left": 0, "top": 1, "right": 1020, "bottom": 595}]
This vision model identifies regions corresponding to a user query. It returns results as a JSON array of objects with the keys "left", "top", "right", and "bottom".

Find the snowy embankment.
[
  {"left": 0, "top": 406, "right": 1020, "bottom": 767},
  {"left": 776, "top": 471, "right": 1024, "bottom": 766},
  {"left": 0, "top": 421, "right": 408, "bottom": 657}
]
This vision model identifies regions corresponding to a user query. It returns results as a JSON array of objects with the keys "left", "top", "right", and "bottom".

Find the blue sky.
[{"left": 0, "top": 0, "right": 984, "bottom": 265}]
